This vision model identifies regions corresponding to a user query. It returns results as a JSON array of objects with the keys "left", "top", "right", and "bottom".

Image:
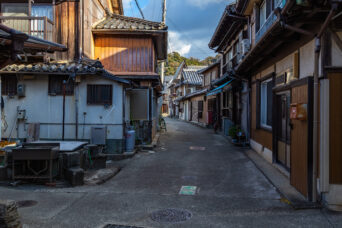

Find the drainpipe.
[
  {"left": 75, "top": 80, "right": 79, "bottom": 140},
  {"left": 312, "top": 6, "right": 337, "bottom": 202},
  {"left": 62, "top": 80, "right": 66, "bottom": 141}
]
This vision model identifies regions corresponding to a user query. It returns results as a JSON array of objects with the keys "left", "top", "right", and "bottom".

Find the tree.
[{"left": 165, "top": 52, "right": 219, "bottom": 76}]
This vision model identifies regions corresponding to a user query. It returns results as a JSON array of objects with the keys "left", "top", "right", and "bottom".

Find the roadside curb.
[{"left": 244, "top": 149, "right": 321, "bottom": 210}]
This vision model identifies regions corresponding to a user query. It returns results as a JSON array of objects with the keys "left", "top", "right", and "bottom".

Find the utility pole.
[
  {"left": 161, "top": 0, "right": 167, "bottom": 84},
  {"left": 134, "top": 0, "right": 145, "bottom": 19}
]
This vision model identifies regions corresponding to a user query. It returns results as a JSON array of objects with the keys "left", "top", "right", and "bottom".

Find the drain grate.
[
  {"left": 104, "top": 225, "right": 144, "bottom": 228},
  {"left": 151, "top": 208, "right": 192, "bottom": 223},
  {"left": 16, "top": 200, "right": 38, "bottom": 208}
]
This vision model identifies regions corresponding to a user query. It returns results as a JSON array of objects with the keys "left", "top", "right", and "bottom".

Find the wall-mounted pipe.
[{"left": 312, "top": 5, "right": 337, "bottom": 202}]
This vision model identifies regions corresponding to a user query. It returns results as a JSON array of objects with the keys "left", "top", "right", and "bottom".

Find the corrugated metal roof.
[{"left": 94, "top": 13, "right": 167, "bottom": 31}]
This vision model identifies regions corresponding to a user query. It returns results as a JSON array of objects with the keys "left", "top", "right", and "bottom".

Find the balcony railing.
[
  {"left": 255, "top": 0, "right": 286, "bottom": 43},
  {"left": 0, "top": 16, "right": 54, "bottom": 42}
]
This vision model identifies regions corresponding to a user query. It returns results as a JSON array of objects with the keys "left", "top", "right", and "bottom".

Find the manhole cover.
[
  {"left": 151, "top": 208, "right": 192, "bottom": 223},
  {"left": 16, "top": 200, "right": 38, "bottom": 208},
  {"left": 104, "top": 225, "right": 144, "bottom": 228}
]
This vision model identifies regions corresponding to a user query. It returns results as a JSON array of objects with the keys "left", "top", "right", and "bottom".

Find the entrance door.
[{"left": 275, "top": 92, "right": 291, "bottom": 170}]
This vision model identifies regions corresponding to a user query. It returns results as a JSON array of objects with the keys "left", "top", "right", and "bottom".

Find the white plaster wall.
[
  {"left": 2, "top": 75, "right": 124, "bottom": 141},
  {"left": 299, "top": 39, "right": 322, "bottom": 78},
  {"left": 331, "top": 31, "right": 342, "bottom": 66},
  {"left": 276, "top": 54, "right": 293, "bottom": 74}
]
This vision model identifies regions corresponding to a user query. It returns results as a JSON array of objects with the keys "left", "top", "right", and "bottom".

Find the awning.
[{"left": 206, "top": 79, "right": 234, "bottom": 96}]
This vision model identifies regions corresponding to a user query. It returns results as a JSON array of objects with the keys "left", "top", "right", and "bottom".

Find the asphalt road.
[{"left": 1, "top": 118, "right": 342, "bottom": 227}]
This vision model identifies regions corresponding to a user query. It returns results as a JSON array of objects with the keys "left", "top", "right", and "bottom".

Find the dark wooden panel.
[
  {"left": 54, "top": 1, "right": 77, "bottom": 60},
  {"left": 329, "top": 73, "right": 342, "bottom": 184},
  {"left": 290, "top": 84, "right": 308, "bottom": 197}
]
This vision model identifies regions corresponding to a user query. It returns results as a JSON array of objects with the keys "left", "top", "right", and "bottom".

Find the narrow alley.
[{"left": 1, "top": 119, "right": 341, "bottom": 228}]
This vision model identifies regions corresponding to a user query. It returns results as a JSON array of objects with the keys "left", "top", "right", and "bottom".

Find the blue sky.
[{"left": 122, "top": 0, "right": 231, "bottom": 60}]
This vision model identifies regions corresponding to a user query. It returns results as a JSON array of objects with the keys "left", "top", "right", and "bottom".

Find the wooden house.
[
  {"left": 197, "top": 61, "right": 220, "bottom": 127},
  {"left": 208, "top": 4, "right": 249, "bottom": 136},
  {"left": 169, "top": 62, "right": 206, "bottom": 122},
  {"left": 92, "top": 12, "right": 168, "bottom": 144},
  {"left": 210, "top": 0, "right": 342, "bottom": 209},
  {"left": 0, "top": 0, "right": 139, "bottom": 154}
]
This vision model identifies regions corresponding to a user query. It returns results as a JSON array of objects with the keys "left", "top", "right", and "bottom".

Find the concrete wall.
[{"left": 2, "top": 75, "right": 124, "bottom": 145}]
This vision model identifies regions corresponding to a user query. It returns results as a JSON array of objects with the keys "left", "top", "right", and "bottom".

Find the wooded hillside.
[{"left": 165, "top": 52, "right": 219, "bottom": 76}]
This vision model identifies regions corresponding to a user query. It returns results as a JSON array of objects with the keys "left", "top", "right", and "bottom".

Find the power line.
[{"left": 134, "top": 0, "right": 145, "bottom": 19}]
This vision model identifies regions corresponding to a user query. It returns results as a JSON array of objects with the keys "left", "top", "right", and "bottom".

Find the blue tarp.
[{"left": 206, "top": 79, "right": 234, "bottom": 96}]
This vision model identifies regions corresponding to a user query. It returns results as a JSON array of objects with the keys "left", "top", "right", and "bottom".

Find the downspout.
[
  {"left": 75, "top": 75, "right": 79, "bottom": 140},
  {"left": 312, "top": 5, "right": 337, "bottom": 202},
  {"left": 123, "top": 87, "right": 126, "bottom": 151},
  {"left": 62, "top": 80, "right": 66, "bottom": 141}
]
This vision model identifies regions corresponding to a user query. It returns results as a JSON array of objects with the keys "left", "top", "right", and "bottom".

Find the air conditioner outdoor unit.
[{"left": 241, "top": 39, "right": 250, "bottom": 56}]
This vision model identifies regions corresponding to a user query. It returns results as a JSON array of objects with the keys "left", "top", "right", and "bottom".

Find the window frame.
[
  {"left": 1, "top": 75, "right": 18, "bottom": 96},
  {"left": 259, "top": 77, "right": 273, "bottom": 130},
  {"left": 48, "top": 75, "right": 74, "bottom": 96},
  {"left": 87, "top": 84, "right": 113, "bottom": 106}
]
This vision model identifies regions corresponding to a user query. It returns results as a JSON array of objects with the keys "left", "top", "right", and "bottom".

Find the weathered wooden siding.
[
  {"left": 329, "top": 73, "right": 342, "bottom": 184},
  {"left": 190, "top": 95, "right": 207, "bottom": 124},
  {"left": 251, "top": 82, "right": 273, "bottom": 150},
  {"left": 55, "top": 1, "right": 78, "bottom": 60},
  {"left": 94, "top": 35, "right": 155, "bottom": 74},
  {"left": 290, "top": 84, "right": 308, "bottom": 197},
  {"left": 83, "top": 0, "right": 108, "bottom": 58}
]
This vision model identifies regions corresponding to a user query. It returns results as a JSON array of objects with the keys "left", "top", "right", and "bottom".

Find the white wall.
[
  {"left": 331, "top": 31, "right": 342, "bottom": 66},
  {"left": 2, "top": 74, "right": 124, "bottom": 141}
]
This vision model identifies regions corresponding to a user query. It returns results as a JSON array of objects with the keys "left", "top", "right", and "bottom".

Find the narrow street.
[{"left": 1, "top": 119, "right": 341, "bottom": 227}]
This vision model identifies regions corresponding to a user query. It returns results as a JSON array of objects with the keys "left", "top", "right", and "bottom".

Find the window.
[
  {"left": 198, "top": 101, "right": 203, "bottom": 118},
  {"left": 87, "top": 85, "right": 113, "bottom": 105},
  {"left": 31, "top": 5, "right": 54, "bottom": 21},
  {"left": 1, "top": 75, "right": 17, "bottom": 96},
  {"left": 1, "top": 3, "right": 28, "bottom": 17},
  {"left": 222, "top": 90, "right": 233, "bottom": 119},
  {"left": 259, "top": 1, "right": 267, "bottom": 28},
  {"left": 48, "top": 75, "right": 74, "bottom": 95},
  {"left": 260, "top": 78, "right": 274, "bottom": 128}
]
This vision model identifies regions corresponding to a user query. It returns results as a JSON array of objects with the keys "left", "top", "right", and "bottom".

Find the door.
[
  {"left": 275, "top": 92, "right": 291, "bottom": 170},
  {"left": 290, "top": 82, "right": 311, "bottom": 198},
  {"left": 329, "top": 73, "right": 342, "bottom": 184}
]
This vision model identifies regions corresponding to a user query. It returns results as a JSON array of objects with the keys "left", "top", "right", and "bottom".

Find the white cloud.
[
  {"left": 186, "top": 0, "right": 228, "bottom": 8},
  {"left": 168, "top": 31, "right": 192, "bottom": 56}
]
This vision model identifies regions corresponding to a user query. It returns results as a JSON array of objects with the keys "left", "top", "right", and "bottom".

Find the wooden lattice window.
[
  {"left": 87, "top": 84, "right": 113, "bottom": 105},
  {"left": 1, "top": 75, "right": 17, "bottom": 96}
]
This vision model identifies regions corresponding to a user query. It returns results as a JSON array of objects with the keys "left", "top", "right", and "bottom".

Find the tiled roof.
[
  {"left": 182, "top": 66, "right": 207, "bottom": 85},
  {"left": 94, "top": 13, "right": 167, "bottom": 31},
  {"left": 0, "top": 58, "right": 130, "bottom": 84},
  {"left": 0, "top": 59, "right": 104, "bottom": 74}
]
